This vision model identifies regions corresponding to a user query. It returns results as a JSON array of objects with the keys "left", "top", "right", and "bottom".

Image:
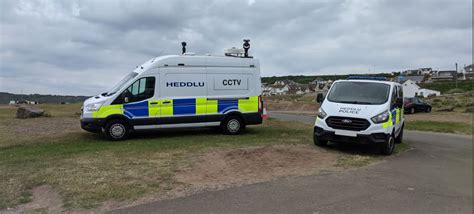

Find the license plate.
[{"left": 335, "top": 130, "right": 357, "bottom": 137}]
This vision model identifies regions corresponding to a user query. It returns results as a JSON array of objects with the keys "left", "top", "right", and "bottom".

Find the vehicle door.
[
  {"left": 389, "top": 87, "right": 401, "bottom": 133},
  {"left": 114, "top": 76, "right": 158, "bottom": 126},
  {"left": 414, "top": 98, "right": 424, "bottom": 112}
]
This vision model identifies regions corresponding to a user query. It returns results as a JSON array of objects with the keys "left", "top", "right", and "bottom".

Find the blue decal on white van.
[
  {"left": 218, "top": 99, "right": 238, "bottom": 113},
  {"left": 173, "top": 98, "right": 196, "bottom": 115},
  {"left": 124, "top": 101, "right": 148, "bottom": 118}
]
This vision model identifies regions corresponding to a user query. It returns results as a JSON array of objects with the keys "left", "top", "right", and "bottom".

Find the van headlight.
[
  {"left": 371, "top": 111, "right": 390, "bottom": 124},
  {"left": 317, "top": 108, "right": 327, "bottom": 119},
  {"left": 85, "top": 102, "right": 104, "bottom": 112}
]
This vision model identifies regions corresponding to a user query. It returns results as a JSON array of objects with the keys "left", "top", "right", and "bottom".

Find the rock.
[{"left": 16, "top": 106, "right": 45, "bottom": 119}]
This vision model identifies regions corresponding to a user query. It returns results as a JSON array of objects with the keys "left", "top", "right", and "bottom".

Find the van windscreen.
[
  {"left": 327, "top": 82, "right": 390, "bottom": 105},
  {"left": 105, "top": 72, "right": 139, "bottom": 96}
]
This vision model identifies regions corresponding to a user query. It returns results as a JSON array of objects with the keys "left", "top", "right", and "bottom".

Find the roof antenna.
[
  {"left": 181, "top": 41, "right": 187, "bottom": 55},
  {"left": 243, "top": 39, "right": 250, "bottom": 57}
]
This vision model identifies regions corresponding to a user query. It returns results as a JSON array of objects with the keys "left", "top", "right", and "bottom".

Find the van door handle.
[
  {"left": 163, "top": 101, "right": 171, "bottom": 104},
  {"left": 150, "top": 102, "right": 158, "bottom": 105}
]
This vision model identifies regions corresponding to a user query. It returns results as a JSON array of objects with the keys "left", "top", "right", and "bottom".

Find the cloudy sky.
[{"left": 0, "top": 0, "right": 472, "bottom": 95}]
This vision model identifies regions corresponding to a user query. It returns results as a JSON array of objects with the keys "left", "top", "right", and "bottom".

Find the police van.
[
  {"left": 80, "top": 43, "right": 264, "bottom": 140},
  {"left": 314, "top": 76, "right": 404, "bottom": 155}
]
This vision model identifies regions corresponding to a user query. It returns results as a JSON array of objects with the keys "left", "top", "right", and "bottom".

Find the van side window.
[
  {"left": 390, "top": 87, "right": 397, "bottom": 108},
  {"left": 397, "top": 86, "right": 403, "bottom": 98},
  {"left": 114, "top": 77, "right": 155, "bottom": 104}
]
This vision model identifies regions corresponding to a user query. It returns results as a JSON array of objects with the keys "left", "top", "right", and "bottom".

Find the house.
[
  {"left": 401, "top": 79, "right": 440, "bottom": 97},
  {"left": 397, "top": 75, "right": 425, "bottom": 84},
  {"left": 270, "top": 84, "right": 290, "bottom": 95},
  {"left": 431, "top": 70, "right": 457, "bottom": 81},
  {"left": 464, "top": 64, "right": 474, "bottom": 79},
  {"left": 419, "top": 68, "right": 432, "bottom": 75},
  {"left": 294, "top": 84, "right": 311, "bottom": 95},
  {"left": 274, "top": 80, "right": 296, "bottom": 86},
  {"left": 403, "top": 69, "right": 420, "bottom": 76}
]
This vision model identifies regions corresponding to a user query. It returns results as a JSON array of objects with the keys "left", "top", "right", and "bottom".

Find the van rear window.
[{"left": 327, "top": 82, "right": 390, "bottom": 105}]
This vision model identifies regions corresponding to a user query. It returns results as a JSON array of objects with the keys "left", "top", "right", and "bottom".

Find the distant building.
[
  {"left": 401, "top": 79, "right": 440, "bottom": 97},
  {"left": 431, "top": 70, "right": 457, "bottom": 81},
  {"left": 419, "top": 68, "right": 433, "bottom": 75},
  {"left": 397, "top": 75, "right": 425, "bottom": 84},
  {"left": 403, "top": 69, "right": 420, "bottom": 76},
  {"left": 274, "top": 80, "right": 296, "bottom": 86},
  {"left": 464, "top": 64, "right": 474, "bottom": 79}
]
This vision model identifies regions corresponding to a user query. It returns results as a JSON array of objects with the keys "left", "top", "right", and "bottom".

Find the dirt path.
[{"left": 175, "top": 144, "right": 339, "bottom": 190}]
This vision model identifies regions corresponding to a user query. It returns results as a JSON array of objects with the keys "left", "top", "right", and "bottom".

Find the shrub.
[
  {"left": 465, "top": 107, "right": 474, "bottom": 113},
  {"left": 446, "top": 88, "right": 465, "bottom": 94}
]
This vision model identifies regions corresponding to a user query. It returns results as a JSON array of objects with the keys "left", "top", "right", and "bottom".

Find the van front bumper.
[
  {"left": 314, "top": 126, "right": 388, "bottom": 144},
  {"left": 80, "top": 118, "right": 104, "bottom": 133}
]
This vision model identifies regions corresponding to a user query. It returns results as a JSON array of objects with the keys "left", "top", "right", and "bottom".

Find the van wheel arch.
[
  {"left": 103, "top": 115, "right": 132, "bottom": 130},
  {"left": 222, "top": 112, "right": 246, "bottom": 126},
  {"left": 221, "top": 112, "right": 246, "bottom": 135}
]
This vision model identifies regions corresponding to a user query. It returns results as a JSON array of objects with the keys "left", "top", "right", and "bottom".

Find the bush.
[
  {"left": 465, "top": 107, "right": 474, "bottom": 113},
  {"left": 446, "top": 88, "right": 465, "bottom": 94}
]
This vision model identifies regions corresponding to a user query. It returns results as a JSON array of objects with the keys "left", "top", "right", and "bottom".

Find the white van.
[
  {"left": 81, "top": 53, "right": 264, "bottom": 140},
  {"left": 314, "top": 77, "right": 404, "bottom": 155}
]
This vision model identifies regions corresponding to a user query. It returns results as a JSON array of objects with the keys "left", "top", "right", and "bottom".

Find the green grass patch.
[
  {"left": 420, "top": 80, "right": 474, "bottom": 94},
  {"left": 405, "top": 120, "right": 472, "bottom": 134}
]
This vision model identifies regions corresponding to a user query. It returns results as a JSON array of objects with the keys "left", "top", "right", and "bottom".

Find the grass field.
[
  {"left": 405, "top": 121, "right": 472, "bottom": 134},
  {"left": 0, "top": 104, "right": 409, "bottom": 211},
  {"left": 420, "top": 80, "right": 474, "bottom": 94}
]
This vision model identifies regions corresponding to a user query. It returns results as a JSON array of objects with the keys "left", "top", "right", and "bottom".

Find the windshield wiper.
[
  {"left": 101, "top": 92, "right": 108, "bottom": 96},
  {"left": 106, "top": 92, "right": 116, "bottom": 96}
]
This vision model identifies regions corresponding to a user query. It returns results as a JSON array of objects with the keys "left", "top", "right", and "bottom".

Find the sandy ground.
[
  {"left": 175, "top": 144, "right": 339, "bottom": 189},
  {"left": 1, "top": 186, "right": 64, "bottom": 214},
  {"left": 94, "top": 144, "right": 341, "bottom": 212}
]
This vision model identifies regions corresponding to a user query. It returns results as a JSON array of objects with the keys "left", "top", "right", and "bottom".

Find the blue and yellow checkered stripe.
[{"left": 92, "top": 96, "right": 259, "bottom": 119}]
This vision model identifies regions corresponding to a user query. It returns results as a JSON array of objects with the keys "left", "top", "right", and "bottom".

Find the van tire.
[
  {"left": 380, "top": 134, "right": 395, "bottom": 155},
  {"left": 395, "top": 126, "right": 404, "bottom": 144},
  {"left": 222, "top": 115, "right": 244, "bottom": 135},
  {"left": 103, "top": 119, "right": 130, "bottom": 141},
  {"left": 313, "top": 136, "right": 328, "bottom": 147}
]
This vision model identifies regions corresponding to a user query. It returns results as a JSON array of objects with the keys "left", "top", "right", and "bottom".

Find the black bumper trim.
[
  {"left": 81, "top": 118, "right": 104, "bottom": 133},
  {"left": 314, "top": 126, "right": 388, "bottom": 144}
]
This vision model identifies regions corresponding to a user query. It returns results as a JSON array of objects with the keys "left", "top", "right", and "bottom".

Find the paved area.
[{"left": 112, "top": 112, "right": 472, "bottom": 214}]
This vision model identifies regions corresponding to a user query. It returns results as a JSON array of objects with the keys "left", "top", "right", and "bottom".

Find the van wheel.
[
  {"left": 409, "top": 108, "right": 415, "bottom": 114},
  {"left": 380, "top": 134, "right": 395, "bottom": 155},
  {"left": 104, "top": 119, "right": 130, "bottom": 141},
  {"left": 313, "top": 135, "right": 328, "bottom": 147},
  {"left": 395, "top": 126, "right": 404, "bottom": 144},
  {"left": 222, "top": 115, "right": 243, "bottom": 135},
  {"left": 425, "top": 107, "right": 431, "bottom": 113}
]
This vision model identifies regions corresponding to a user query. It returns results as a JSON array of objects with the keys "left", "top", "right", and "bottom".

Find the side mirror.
[{"left": 316, "top": 93, "right": 324, "bottom": 103}]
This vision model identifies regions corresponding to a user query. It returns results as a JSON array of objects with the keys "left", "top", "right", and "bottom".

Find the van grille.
[{"left": 326, "top": 116, "right": 370, "bottom": 131}]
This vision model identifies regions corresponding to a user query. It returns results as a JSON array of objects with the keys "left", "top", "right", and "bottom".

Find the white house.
[
  {"left": 401, "top": 79, "right": 440, "bottom": 97},
  {"left": 271, "top": 85, "right": 290, "bottom": 95},
  {"left": 418, "top": 88, "right": 441, "bottom": 97}
]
